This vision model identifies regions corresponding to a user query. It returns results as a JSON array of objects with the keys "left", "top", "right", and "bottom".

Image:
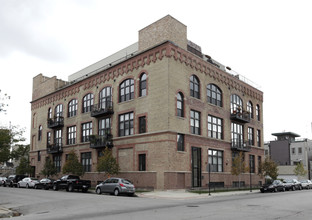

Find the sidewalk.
[{"left": 137, "top": 189, "right": 258, "bottom": 200}]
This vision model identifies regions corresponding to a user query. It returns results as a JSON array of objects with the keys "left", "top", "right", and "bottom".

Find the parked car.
[
  {"left": 283, "top": 179, "right": 303, "bottom": 191},
  {"left": 34, "top": 178, "right": 55, "bottom": 190},
  {"left": 5, "top": 175, "right": 27, "bottom": 187},
  {"left": 260, "top": 180, "right": 285, "bottom": 193},
  {"left": 300, "top": 179, "right": 312, "bottom": 189},
  {"left": 53, "top": 175, "right": 91, "bottom": 192},
  {"left": 17, "top": 177, "right": 39, "bottom": 188},
  {"left": 0, "top": 177, "right": 7, "bottom": 186},
  {"left": 95, "top": 177, "right": 135, "bottom": 196}
]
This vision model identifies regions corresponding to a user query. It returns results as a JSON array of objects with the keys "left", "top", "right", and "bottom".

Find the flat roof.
[{"left": 271, "top": 132, "right": 300, "bottom": 137}]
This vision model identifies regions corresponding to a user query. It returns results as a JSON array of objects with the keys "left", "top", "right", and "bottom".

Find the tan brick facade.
[{"left": 30, "top": 15, "right": 264, "bottom": 190}]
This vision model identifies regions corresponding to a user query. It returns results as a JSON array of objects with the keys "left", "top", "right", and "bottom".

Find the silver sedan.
[{"left": 17, "top": 177, "right": 39, "bottom": 188}]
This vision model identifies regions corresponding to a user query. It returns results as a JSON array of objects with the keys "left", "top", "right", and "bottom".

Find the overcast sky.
[{"left": 0, "top": 0, "right": 311, "bottom": 144}]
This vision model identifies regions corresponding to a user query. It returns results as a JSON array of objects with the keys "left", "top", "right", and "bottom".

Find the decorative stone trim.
[{"left": 31, "top": 41, "right": 263, "bottom": 110}]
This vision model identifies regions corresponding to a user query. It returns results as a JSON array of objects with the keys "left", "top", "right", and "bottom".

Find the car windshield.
[{"left": 285, "top": 180, "right": 292, "bottom": 183}]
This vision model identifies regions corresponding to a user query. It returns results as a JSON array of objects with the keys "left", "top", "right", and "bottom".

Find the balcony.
[
  {"left": 47, "top": 116, "right": 64, "bottom": 128},
  {"left": 230, "top": 110, "right": 250, "bottom": 123},
  {"left": 231, "top": 140, "right": 251, "bottom": 152},
  {"left": 47, "top": 143, "right": 63, "bottom": 154},
  {"left": 91, "top": 102, "right": 114, "bottom": 118},
  {"left": 89, "top": 134, "right": 113, "bottom": 149}
]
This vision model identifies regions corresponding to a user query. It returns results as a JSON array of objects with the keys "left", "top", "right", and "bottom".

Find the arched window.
[
  {"left": 119, "top": 78, "right": 134, "bottom": 102},
  {"left": 55, "top": 104, "right": 63, "bottom": 117},
  {"left": 177, "top": 92, "right": 184, "bottom": 117},
  {"left": 83, "top": 93, "right": 93, "bottom": 113},
  {"left": 190, "top": 75, "right": 200, "bottom": 99},
  {"left": 230, "top": 94, "right": 243, "bottom": 113},
  {"left": 139, "top": 73, "right": 147, "bottom": 97},
  {"left": 68, "top": 99, "right": 78, "bottom": 117},
  {"left": 99, "top": 87, "right": 112, "bottom": 109},
  {"left": 256, "top": 104, "right": 260, "bottom": 121},
  {"left": 247, "top": 101, "right": 253, "bottom": 118},
  {"left": 207, "top": 84, "right": 222, "bottom": 107},
  {"left": 48, "top": 108, "right": 52, "bottom": 119},
  {"left": 38, "top": 125, "right": 42, "bottom": 141}
]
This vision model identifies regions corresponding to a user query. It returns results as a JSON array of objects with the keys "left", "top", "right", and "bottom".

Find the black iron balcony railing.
[
  {"left": 231, "top": 139, "right": 251, "bottom": 152},
  {"left": 89, "top": 134, "right": 113, "bottom": 149},
  {"left": 47, "top": 116, "right": 64, "bottom": 128},
  {"left": 91, "top": 102, "right": 114, "bottom": 118},
  {"left": 230, "top": 110, "right": 250, "bottom": 123},
  {"left": 47, "top": 143, "right": 63, "bottom": 154}
]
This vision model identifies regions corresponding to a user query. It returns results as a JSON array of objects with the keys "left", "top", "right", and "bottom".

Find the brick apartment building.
[{"left": 30, "top": 15, "right": 264, "bottom": 189}]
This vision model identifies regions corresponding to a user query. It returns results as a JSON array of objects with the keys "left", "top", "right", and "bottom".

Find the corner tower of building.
[{"left": 139, "top": 15, "right": 187, "bottom": 52}]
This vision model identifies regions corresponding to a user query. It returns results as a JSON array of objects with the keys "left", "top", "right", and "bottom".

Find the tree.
[
  {"left": 294, "top": 162, "right": 307, "bottom": 178},
  {"left": 97, "top": 148, "right": 119, "bottom": 177},
  {"left": 41, "top": 157, "right": 57, "bottom": 177},
  {"left": 259, "top": 157, "right": 278, "bottom": 180},
  {"left": 0, "top": 90, "right": 10, "bottom": 114},
  {"left": 0, "top": 126, "right": 26, "bottom": 163},
  {"left": 231, "top": 152, "right": 248, "bottom": 188},
  {"left": 16, "top": 157, "right": 32, "bottom": 175},
  {"left": 62, "top": 150, "right": 84, "bottom": 176},
  {"left": 11, "top": 144, "right": 30, "bottom": 161}
]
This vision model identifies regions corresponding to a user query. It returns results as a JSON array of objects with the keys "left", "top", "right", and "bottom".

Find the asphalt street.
[{"left": 1, "top": 186, "right": 312, "bottom": 220}]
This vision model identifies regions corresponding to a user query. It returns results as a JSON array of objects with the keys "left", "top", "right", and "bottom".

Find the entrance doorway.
[{"left": 192, "top": 147, "right": 202, "bottom": 187}]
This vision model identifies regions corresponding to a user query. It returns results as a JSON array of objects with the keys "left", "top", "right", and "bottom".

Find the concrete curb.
[{"left": 0, "top": 207, "right": 13, "bottom": 218}]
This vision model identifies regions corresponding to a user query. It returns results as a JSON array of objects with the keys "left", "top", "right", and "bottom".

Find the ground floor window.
[
  {"left": 81, "top": 152, "right": 92, "bottom": 172},
  {"left": 53, "top": 155, "right": 61, "bottom": 173},
  {"left": 139, "top": 154, "right": 146, "bottom": 171},
  {"left": 208, "top": 149, "right": 223, "bottom": 172}
]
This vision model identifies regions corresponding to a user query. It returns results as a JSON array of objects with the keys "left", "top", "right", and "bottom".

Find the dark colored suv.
[{"left": 5, "top": 175, "right": 27, "bottom": 187}]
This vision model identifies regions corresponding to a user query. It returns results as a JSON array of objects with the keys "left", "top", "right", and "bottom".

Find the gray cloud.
[{"left": 0, "top": 0, "right": 67, "bottom": 61}]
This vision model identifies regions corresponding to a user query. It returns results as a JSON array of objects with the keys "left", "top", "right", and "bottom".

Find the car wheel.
[
  {"left": 274, "top": 188, "right": 277, "bottom": 192},
  {"left": 44, "top": 185, "right": 49, "bottom": 190},
  {"left": 68, "top": 184, "right": 74, "bottom": 192},
  {"left": 283, "top": 187, "right": 285, "bottom": 192},
  {"left": 53, "top": 184, "right": 58, "bottom": 191},
  {"left": 34, "top": 185, "right": 38, "bottom": 189},
  {"left": 114, "top": 188, "right": 119, "bottom": 196},
  {"left": 17, "top": 183, "right": 20, "bottom": 188},
  {"left": 96, "top": 188, "right": 102, "bottom": 195},
  {"left": 292, "top": 186, "right": 295, "bottom": 191},
  {"left": 26, "top": 184, "right": 29, "bottom": 189}
]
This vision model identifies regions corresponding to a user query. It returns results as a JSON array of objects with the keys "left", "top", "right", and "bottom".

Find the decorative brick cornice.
[{"left": 31, "top": 41, "right": 263, "bottom": 110}]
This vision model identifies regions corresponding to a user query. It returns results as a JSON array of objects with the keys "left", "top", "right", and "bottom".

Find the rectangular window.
[
  {"left": 38, "top": 151, "right": 41, "bottom": 161},
  {"left": 208, "top": 115, "right": 223, "bottom": 139},
  {"left": 231, "top": 123, "right": 243, "bottom": 148},
  {"left": 81, "top": 152, "right": 92, "bottom": 172},
  {"left": 99, "top": 118, "right": 111, "bottom": 136},
  {"left": 208, "top": 149, "right": 223, "bottom": 172},
  {"left": 67, "top": 126, "right": 76, "bottom": 145},
  {"left": 257, "top": 130, "right": 261, "bottom": 147},
  {"left": 54, "top": 129, "right": 62, "bottom": 147},
  {"left": 82, "top": 122, "right": 92, "bottom": 142},
  {"left": 190, "top": 110, "right": 200, "bottom": 135},
  {"left": 298, "top": 147, "right": 302, "bottom": 154},
  {"left": 139, "top": 154, "right": 146, "bottom": 171},
  {"left": 139, "top": 116, "right": 146, "bottom": 134},
  {"left": 292, "top": 148, "right": 295, "bottom": 154},
  {"left": 119, "top": 112, "right": 134, "bottom": 137},
  {"left": 177, "top": 133, "right": 184, "bottom": 151},
  {"left": 258, "top": 156, "right": 262, "bottom": 174},
  {"left": 249, "top": 155, "right": 255, "bottom": 173},
  {"left": 47, "top": 132, "right": 51, "bottom": 145},
  {"left": 248, "top": 127, "right": 254, "bottom": 145},
  {"left": 53, "top": 155, "right": 61, "bottom": 173}
]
